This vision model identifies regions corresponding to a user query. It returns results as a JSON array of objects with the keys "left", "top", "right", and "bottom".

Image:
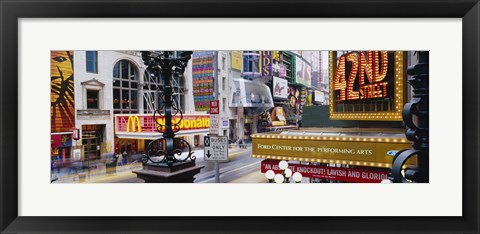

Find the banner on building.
[
  {"left": 261, "top": 160, "right": 389, "bottom": 183},
  {"left": 295, "top": 56, "right": 312, "bottom": 87},
  {"left": 231, "top": 51, "right": 243, "bottom": 71},
  {"left": 260, "top": 51, "right": 273, "bottom": 76},
  {"left": 192, "top": 51, "right": 215, "bottom": 111},
  {"left": 272, "top": 77, "right": 288, "bottom": 99},
  {"left": 51, "top": 51, "right": 75, "bottom": 133}
]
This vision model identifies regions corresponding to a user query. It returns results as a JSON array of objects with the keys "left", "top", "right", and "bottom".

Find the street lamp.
[
  {"left": 265, "top": 170, "right": 275, "bottom": 183},
  {"left": 274, "top": 174, "right": 285, "bottom": 184},
  {"left": 265, "top": 160, "right": 302, "bottom": 183},
  {"left": 292, "top": 172, "right": 302, "bottom": 183},
  {"left": 140, "top": 51, "right": 195, "bottom": 167},
  {"left": 284, "top": 168, "right": 292, "bottom": 183}
]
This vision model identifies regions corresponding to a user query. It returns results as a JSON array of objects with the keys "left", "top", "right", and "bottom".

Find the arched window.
[
  {"left": 142, "top": 70, "right": 185, "bottom": 114},
  {"left": 113, "top": 60, "right": 138, "bottom": 114}
]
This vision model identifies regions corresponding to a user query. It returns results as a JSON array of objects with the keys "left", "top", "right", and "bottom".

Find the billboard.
[
  {"left": 192, "top": 51, "right": 215, "bottom": 111},
  {"left": 272, "top": 77, "right": 288, "bottom": 99},
  {"left": 51, "top": 51, "right": 75, "bottom": 133},
  {"left": 295, "top": 56, "right": 312, "bottom": 87},
  {"left": 231, "top": 51, "right": 243, "bottom": 71}
]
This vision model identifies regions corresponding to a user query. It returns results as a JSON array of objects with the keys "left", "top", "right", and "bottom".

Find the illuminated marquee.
[
  {"left": 116, "top": 114, "right": 210, "bottom": 134},
  {"left": 329, "top": 51, "right": 406, "bottom": 121}
]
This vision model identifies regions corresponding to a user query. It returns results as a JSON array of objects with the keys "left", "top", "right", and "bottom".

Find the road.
[
  {"left": 194, "top": 146, "right": 266, "bottom": 183},
  {"left": 55, "top": 144, "right": 268, "bottom": 183}
]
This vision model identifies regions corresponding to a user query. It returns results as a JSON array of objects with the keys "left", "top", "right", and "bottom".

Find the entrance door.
[{"left": 82, "top": 125, "right": 104, "bottom": 161}]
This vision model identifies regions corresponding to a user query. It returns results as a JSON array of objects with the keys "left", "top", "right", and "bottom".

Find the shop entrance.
[{"left": 82, "top": 125, "right": 104, "bottom": 161}]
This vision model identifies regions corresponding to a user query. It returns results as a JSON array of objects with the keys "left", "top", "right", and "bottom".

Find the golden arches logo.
[{"left": 127, "top": 116, "right": 142, "bottom": 132}]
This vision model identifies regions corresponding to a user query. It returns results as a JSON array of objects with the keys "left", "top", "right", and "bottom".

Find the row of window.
[{"left": 85, "top": 51, "right": 184, "bottom": 114}]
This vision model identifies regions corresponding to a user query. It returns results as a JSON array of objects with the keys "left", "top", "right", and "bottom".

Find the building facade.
[{"left": 51, "top": 50, "right": 212, "bottom": 170}]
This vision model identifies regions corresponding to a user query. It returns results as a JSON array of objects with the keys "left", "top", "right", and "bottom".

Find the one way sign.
[{"left": 204, "top": 136, "right": 228, "bottom": 161}]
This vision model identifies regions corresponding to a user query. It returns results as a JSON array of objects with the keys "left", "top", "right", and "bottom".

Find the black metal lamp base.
[{"left": 132, "top": 161, "right": 204, "bottom": 183}]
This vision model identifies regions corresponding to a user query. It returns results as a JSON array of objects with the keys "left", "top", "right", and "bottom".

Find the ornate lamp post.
[
  {"left": 389, "top": 51, "right": 429, "bottom": 183},
  {"left": 265, "top": 160, "right": 302, "bottom": 183},
  {"left": 133, "top": 51, "right": 204, "bottom": 183}
]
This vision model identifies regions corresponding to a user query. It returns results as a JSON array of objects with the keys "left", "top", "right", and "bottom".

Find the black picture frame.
[{"left": 1, "top": 0, "right": 478, "bottom": 233}]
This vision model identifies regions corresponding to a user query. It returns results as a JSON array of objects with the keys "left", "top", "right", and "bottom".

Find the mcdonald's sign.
[
  {"left": 115, "top": 114, "right": 210, "bottom": 134},
  {"left": 127, "top": 116, "right": 142, "bottom": 132}
]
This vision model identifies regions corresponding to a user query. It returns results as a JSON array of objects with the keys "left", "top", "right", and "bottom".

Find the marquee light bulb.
[
  {"left": 292, "top": 172, "right": 303, "bottom": 183},
  {"left": 284, "top": 169, "right": 293, "bottom": 178},
  {"left": 274, "top": 174, "right": 285, "bottom": 184},
  {"left": 265, "top": 170, "right": 275, "bottom": 180},
  {"left": 279, "top": 160, "right": 288, "bottom": 170}
]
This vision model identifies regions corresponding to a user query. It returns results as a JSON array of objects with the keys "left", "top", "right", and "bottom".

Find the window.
[
  {"left": 143, "top": 68, "right": 186, "bottom": 114},
  {"left": 222, "top": 56, "right": 226, "bottom": 70},
  {"left": 86, "top": 51, "right": 98, "bottom": 73},
  {"left": 222, "top": 98, "right": 227, "bottom": 112},
  {"left": 113, "top": 60, "right": 138, "bottom": 114},
  {"left": 222, "top": 77, "right": 226, "bottom": 92},
  {"left": 86, "top": 90, "right": 99, "bottom": 109}
]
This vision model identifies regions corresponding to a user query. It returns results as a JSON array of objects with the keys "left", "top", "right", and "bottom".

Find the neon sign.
[
  {"left": 333, "top": 51, "right": 390, "bottom": 101},
  {"left": 329, "top": 51, "right": 405, "bottom": 121}
]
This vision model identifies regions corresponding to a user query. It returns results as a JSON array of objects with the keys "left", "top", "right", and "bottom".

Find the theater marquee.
[
  {"left": 251, "top": 130, "right": 415, "bottom": 168},
  {"left": 329, "top": 51, "right": 407, "bottom": 121}
]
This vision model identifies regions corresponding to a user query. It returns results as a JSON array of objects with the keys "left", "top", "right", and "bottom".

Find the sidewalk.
[{"left": 51, "top": 144, "right": 251, "bottom": 183}]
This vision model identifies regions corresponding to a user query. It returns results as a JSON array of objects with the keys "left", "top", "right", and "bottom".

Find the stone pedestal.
[{"left": 132, "top": 161, "right": 204, "bottom": 183}]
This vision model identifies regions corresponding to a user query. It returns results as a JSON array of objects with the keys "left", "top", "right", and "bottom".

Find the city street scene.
[{"left": 50, "top": 50, "right": 428, "bottom": 183}]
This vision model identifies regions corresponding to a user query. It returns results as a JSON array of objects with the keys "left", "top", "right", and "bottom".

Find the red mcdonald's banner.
[{"left": 115, "top": 114, "right": 210, "bottom": 133}]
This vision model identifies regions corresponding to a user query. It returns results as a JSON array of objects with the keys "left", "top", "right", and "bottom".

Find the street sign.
[
  {"left": 209, "top": 115, "right": 219, "bottom": 135},
  {"left": 221, "top": 116, "right": 229, "bottom": 128},
  {"left": 210, "top": 100, "right": 220, "bottom": 135},
  {"left": 210, "top": 100, "right": 219, "bottom": 114},
  {"left": 204, "top": 136, "right": 228, "bottom": 161}
]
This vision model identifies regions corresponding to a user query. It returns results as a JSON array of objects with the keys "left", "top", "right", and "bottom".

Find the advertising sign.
[
  {"left": 272, "top": 77, "right": 288, "bottom": 99},
  {"left": 261, "top": 160, "right": 389, "bottom": 183},
  {"left": 295, "top": 57, "right": 312, "bottom": 87},
  {"left": 204, "top": 136, "right": 228, "bottom": 161},
  {"left": 231, "top": 51, "right": 243, "bottom": 71},
  {"left": 51, "top": 51, "right": 75, "bottom": 133},
  {"left": 192, "top": 51, "right": 215, "bottom": 111},
  {"left": 221, "top": 117, "right": 229, "bottom": 128},
  {"left": 260, "top": 51, "right": 273, "bottom": 76},
  {"left": 115, "top": 114, "right": 210, "bottom": 133},
  {"left": 329, "top": 51, "right": 405, "bottom": 121},
  {"left": 279, "top": 64, "right": 287, "bottom": 78},
  {"left": 314, "top": 90, "right": 325, "bottom": 103}
]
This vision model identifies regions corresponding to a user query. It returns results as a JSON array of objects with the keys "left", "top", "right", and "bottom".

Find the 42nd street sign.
[{"left": 204, "top": 136, "right": 228, "bottom": 161}]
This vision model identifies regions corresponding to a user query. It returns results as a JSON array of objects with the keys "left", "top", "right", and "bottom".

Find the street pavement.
[{"left": 52, "top": 144, "right": 268, "bottom": 183}]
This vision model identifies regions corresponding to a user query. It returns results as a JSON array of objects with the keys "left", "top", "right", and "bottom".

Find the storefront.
[
  {"left": 51, "top": 133, "right": 73, "bottom": 168},
  {"left": 229, "top": 78, "right": 274, "bottom": 142},
  {"left": 114, "top": 114, "right": 210, "bottom": 161},
  {"left": 81, "top": 124, "right": 105, "bottom": 161}
]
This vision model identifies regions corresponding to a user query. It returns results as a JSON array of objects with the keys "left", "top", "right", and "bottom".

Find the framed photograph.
[{"left": 1, "top": 0, "right": 478, "bottom": 233}]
